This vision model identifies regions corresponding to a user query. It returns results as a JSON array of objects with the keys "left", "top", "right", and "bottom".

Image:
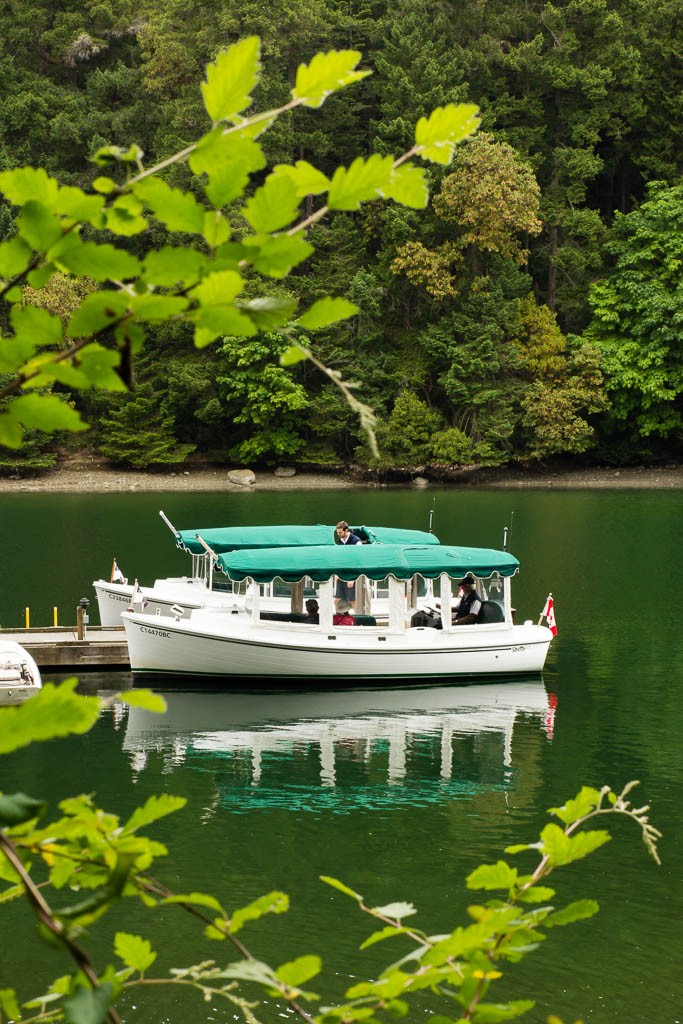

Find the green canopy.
[
  {"left": 216, "top": 544, "right": 519, "bottom": 583},
  {"left": 175, "top": 523, "right": 440, "bottom": 555}
]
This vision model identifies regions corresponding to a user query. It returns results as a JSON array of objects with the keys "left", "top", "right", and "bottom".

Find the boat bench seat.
[
  {"left": 478, "top": 600, "right": 505, "bottom": 623},
  {"left": 260, "top": 611, "right": 377, "bottom": 625}
]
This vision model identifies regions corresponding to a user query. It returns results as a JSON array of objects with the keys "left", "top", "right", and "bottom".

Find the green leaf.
[
  {"left": 0, "top": 680, "right": 101, "bottom": 754},
  {"left": 117, "top": 690, "right": 167, "bottom": 713},
  {"left": 0, "top": 167, "right": 60, "bottom": 207},
  {"left": 549, "top": 787, "right": 603, "bottom": 825},
  {"left": 274, "top": 160, "right": 331, "bottom": 197},
  {"left": 202, "top": 210, "right": 232, "bottom": 247},
  {"left": 161, "top": 892, "right": 224, "bottom": 912},
  {"left": 11, "top": 393, "right": 87, "bottom": 433},
  {"left": 11, "top": 305, "right": 63, "bottom": 348},
  {"left": 467, "top": 999, "right": 534, "bottom": 1022},
  {"left": 414, "top": 103, "right": 480, "bottom": 165},
  {"left": 143, "top": 247, "right": 206, "bottom": 287},
  {"left": 17, "top": 200, "right": 63, "bottom": 250},
  {"left": 76, "top": 344, "right": 128, "bottom": 391},
  {"left": 105, "top": 195, "right": 148, "bottom": 236},
  {"left": 328, "top": 155, "right": 394, "bottom": 211},
  {"left": 133, "top": 178, "right": 205, "bottom": 233},
  {"left": 63, "top": 982, "right": 114, "bottom": 1024},
  {"left": 320, "top": 876, "right": 363, "bottom": 901},
  {"left": 545, "top": 899, "right": 599, "bottom": 927},
  {"left": 240, "top": 296, "right": 298, "bottom": 329},
  {"left": 0, "top": 412, "right": 23, "bottom": 448},
  {"left": 0, "top": 334, "right": 36, "bottom": 373},
  {"left": 229, "top": 891, "right": 289, "bottom": 934},
  {"left": 242, "top": 234, "right": 313, "bottom": 277},
  {"left": 201, "top": 37, "right": 261, "bottom": 122},
  {"left": 276, "top": 955, "right": 322, "bottom": 987},
  {"left": 192, "top": 128, "right": 265, "bottom": 207},
  {"left": 0, "top": 990, "right": 21, "bottom": 1022},
  {"left": 243, "top": 173, "right": 301, "bottom": 233},
  {"left": 298, "top": 297, "right": 358, "bottom": 330},
  {"left": 92, "top": 177, "right": 117, "bottom": 194},
  {"left": 360, "top": 925, "right": 410, "bottom": 950},
  {"left": 0, "top": 236, "right": 32, "bottom": 276},
  {"left": 66, "top": 292, "right": 129, "bottom": 338},
  {"left": 122, "top": 794, "right": 187, "bottom": 835},
  {"left": 114, "top": 933, "right": 157, "bottom": 972},
  {"left": 293, "top": 50, "right": 370, "bottom": 108},
  {"left": 466, "top": 861, "right": 519, "bottom": 891},
  {"left": 55, "top": 186, "right": 106, "bottom": 227},
  {"left": 540, "top": 823, "right": 611, "bottom": 866},
  {"left": 280, "top": 343, "right": 309, "bottom": 367},
  {"left": 518, "top": 885, "right": 556, "bottom": 904},
  {"left": 371, "top": 901, "right": 416, "bottom": 920},
  {"left": 0, "top": 792, "right": 46, "bottom": 826},
  {"left": 382, "top": 163, "right": 428, "bottom": 209},
  {"left": 214, "top": 960, "right": 277, "bottom": 986},
  {"left": 57, "top": 241, "right": 141, "bottom": 281},
  {"left": 191, "top": 269, "right": 243, "bottom": 305},
  {"left": 130, "top": 293, "right": 189, "bottom": 321}
]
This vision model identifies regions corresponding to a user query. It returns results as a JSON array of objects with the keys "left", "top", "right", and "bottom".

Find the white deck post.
[
  {"left": 318, "top": 578, "right": 334, "bottom": 629},
  {"left": 250, "top": 578, "right": 260, "bottom": 623},
  {"left": 440, "top": 573, "right": 453, "bottom": 631},
  {"left": 504, "top": 576, "right": 513, "bottom": 624},
  {"left": 388, "top": 576, "right": 405, "bottom": 632}
]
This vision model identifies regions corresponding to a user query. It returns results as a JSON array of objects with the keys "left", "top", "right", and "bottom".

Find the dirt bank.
[{"left": 1, "top": 464, "right": 683, "bottom": 493}]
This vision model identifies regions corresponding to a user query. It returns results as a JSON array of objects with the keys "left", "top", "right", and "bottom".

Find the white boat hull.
[
  {"left": 0, "top": 641, "right": 42, "bottom": 705},
  {"left": 123, "top": 610, "right": 552, "bottom": 683}
]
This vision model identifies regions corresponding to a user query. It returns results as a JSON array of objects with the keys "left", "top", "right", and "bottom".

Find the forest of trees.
[{"left": 1, "top": 0, "right": 682, "bottom": 474}]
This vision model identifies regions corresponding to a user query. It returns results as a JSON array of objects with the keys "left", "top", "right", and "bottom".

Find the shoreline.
[{"left": 1, "top": 464, "right": 683, "bottom": 493}]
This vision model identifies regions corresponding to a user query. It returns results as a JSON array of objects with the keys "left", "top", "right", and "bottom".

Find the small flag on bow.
[
  {"left": 111, "top": 558, "right": 126, "bottom": 584},
  {"left": 129, "top": 579, "right": 148, "bottom": 611},
  {"left": 540, "top": 593, "right": 557, "bottom": 636}
]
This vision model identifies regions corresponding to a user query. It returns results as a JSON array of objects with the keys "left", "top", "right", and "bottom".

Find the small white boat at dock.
[{"left": 0, "top": 640, "right": 42, "bottom": 705}]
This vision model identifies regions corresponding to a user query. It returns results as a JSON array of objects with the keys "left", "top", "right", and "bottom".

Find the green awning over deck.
[
  {"left": 216, "top": 544, "right": 519, "bottom": 583},
  {"left": 175, "top": 524, "right": 440, "bottom": 555}
]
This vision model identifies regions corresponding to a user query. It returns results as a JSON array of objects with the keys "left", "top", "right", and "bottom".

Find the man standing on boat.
[
  {"left": 453, "top": 575, "right": 482, "bottom": 625},
  {"left": 334, "top": 520, "right": 361, "bottom": 608}
]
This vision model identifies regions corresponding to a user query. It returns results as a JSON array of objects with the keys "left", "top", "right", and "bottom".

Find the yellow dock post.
[
  {"left": 53, "top": 607, "right": 58, "bottom": 627},
  {"left": 25, "top": 607, "right": 30, "bottom": 628}
]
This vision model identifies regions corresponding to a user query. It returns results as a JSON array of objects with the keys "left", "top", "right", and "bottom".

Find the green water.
[{"left": 0, "top": 487, "right": 681, "bottom": 1022}]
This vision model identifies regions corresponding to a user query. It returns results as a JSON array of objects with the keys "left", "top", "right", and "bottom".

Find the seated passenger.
[
  {"left": 453, "top": 575, "right": 482, "bottom": 625},
  {"left": 304, "top": 599, "right": 319, "bottom": 623},
  {"left": 333, "top": 599, "right": 356, "bottom": 625}
]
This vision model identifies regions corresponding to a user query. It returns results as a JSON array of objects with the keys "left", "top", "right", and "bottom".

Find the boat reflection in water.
[{"left": 122, "top": 681, "right": 556, "bottom": 813}]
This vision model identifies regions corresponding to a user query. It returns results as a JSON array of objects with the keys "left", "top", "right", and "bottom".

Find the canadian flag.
[{"left": 541, "top": 594, "right": 557, "bottom": 636}]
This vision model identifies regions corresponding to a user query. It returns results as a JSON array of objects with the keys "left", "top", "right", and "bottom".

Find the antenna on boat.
[
  {"left": 159, "top": 509, "right": 178, "bottom": 538},
  {"left": 503, "top": 511, "right": 515, "bottom": 551},
  {"left": 428, "top": 500, "right": 436, "bottom": 533}
]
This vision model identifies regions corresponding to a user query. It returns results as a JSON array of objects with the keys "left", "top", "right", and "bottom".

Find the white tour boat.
[
  {"left": 122, "top": 543, "right": 554, "bottom": 684},
  {"left": 93, "top": 514, "right": 440, "bottom": 625},
  {"left": 0, "top": 640, "right": 42, "bottom": 705}
]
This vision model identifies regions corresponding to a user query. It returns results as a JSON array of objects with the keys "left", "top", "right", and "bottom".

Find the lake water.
[{"left": 0, "top": 486, "right": 681, "bottom": 1023}]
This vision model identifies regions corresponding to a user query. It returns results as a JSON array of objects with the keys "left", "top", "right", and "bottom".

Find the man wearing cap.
[
  {"left": 453, "top": 575, "right": 482, "bottom": 625},
  {"left": 334, "top": 520, "right": 361, "bottom": 608}
]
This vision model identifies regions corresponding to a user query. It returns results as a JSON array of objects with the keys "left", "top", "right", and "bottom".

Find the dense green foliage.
[
  {"left": 1, "top": 0, "right": 682, "bottom": 471},
  {"left": 0, "top": 683, "right": 661, "bottom": 1023}
]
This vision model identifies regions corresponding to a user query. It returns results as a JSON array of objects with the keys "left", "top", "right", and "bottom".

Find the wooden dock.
[{"left": 0, "top": 627, "right": 129, "bottom": 670}]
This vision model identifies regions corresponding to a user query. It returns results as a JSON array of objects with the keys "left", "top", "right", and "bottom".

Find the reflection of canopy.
[
  {"left": 175, "top": 524, "right": 440, "bottom": 555},
  {"left": 217, "top": 544, "right": 520, "bottom": 583}
]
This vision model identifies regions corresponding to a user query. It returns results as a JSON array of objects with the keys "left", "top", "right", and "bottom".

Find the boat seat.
[
  {"left": 354, "top": 614, "right": 377, "bottom": 626},
  {"left": 478, "top": 600, "right": 505, "bottom": 623},
  {"left": 260, "top": 611, "right": 310, "bottom": 623}
]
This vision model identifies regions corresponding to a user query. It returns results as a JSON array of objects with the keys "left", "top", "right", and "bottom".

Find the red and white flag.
[{"left": 541, "top": 593, "right": 557, "bottom": 636}]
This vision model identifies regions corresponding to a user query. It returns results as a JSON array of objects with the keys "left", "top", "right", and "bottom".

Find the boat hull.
[
  {"left": 123, "top": 611, "right": 552, "bottom": 684},
  {"left": 0, "top": 641, "right": 42, "bottom": 705}
]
